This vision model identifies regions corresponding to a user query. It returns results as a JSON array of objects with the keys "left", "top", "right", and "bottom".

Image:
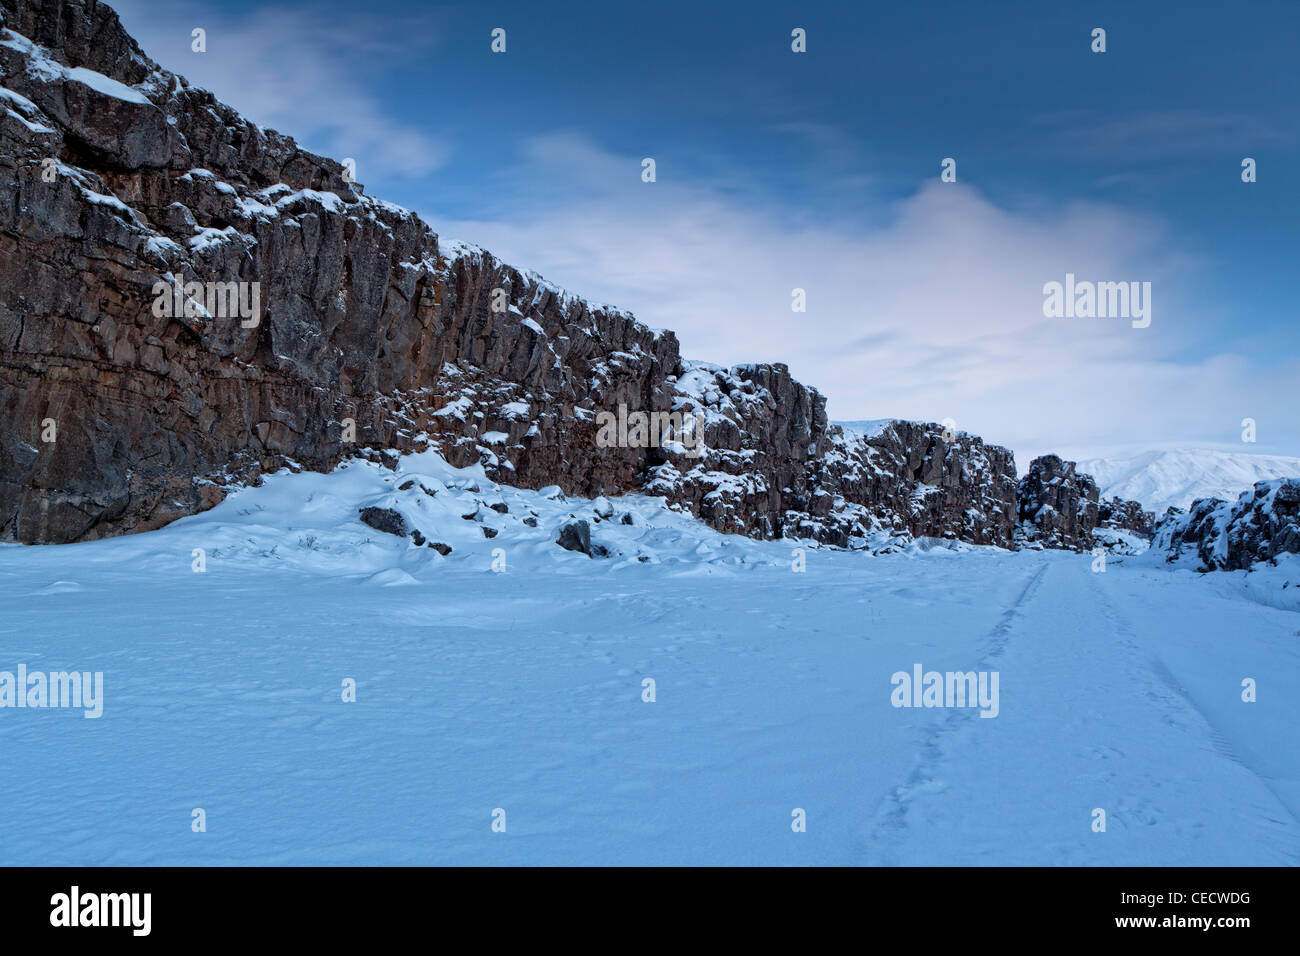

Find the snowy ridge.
[{"left": 1077, "top": 448, "right": 1300, "bottom": 516}]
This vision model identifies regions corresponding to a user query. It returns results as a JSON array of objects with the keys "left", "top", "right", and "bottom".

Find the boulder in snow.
[
  {"left": 556, "top": 520, "right": 593, "bottom": 556},
  {"left": 358, "top": 507, "right": 408, "bottom": 537}
]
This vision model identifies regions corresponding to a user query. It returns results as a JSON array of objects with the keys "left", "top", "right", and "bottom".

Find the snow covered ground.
[{"left": 1, "top": 451, "right": 1296, "bottom": 865}]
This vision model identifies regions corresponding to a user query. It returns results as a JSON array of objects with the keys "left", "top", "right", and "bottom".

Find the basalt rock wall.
[{"left": 0, "top": 0, "right": 1140, "bottom": 551}]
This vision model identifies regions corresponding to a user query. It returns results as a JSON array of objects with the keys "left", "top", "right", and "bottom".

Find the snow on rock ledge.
[{"left": 1153, "top": 478, "right": 1300, "bottom": 571}]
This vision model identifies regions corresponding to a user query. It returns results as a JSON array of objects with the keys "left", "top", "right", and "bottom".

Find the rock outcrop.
[
  {"left": 0, "top": 0, "right": 1146, "bottom": 553},
  {"left": 1015, "top": 455, "right": 1100, "bottom": 550},
  {"left": 1152, "top": 479, "right": 1300, "bottom": 571},
  {"left": 643, "top": 364, "right": 1018, "bottom": 550}
]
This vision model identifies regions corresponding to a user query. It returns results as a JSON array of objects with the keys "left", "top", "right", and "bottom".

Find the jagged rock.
[
  {"left": 592, "top": 496, "right": 614, "bottom": 519},
  {"left": 556, "top": 519, "right": 592, "bottom": 556},
  {"left": 1016, "top": 455, "right": 1099, "bottom": 550},
  {"left": 647, "top": 369, "right": 1021, "bottom": 549},
  {"left": 1098, "top": 496, "right": 1154, "bottom": 536},
  {"left": 429, "top": 542, "right": 452, "bottom": 556},
  {"left": 1153, "top": 478, "right": 1300, "bottom": 571},
  {"left": 488, "top": 501, "right": 508, "bottom": 514},
  {"left": 411, "top": 529, "right": 426, "bottom": 547},
  {"left": 358, "top": 507, "right": 407, "bottom": 537},
  {"left": 482, "top": 526, "right": 498, "bottom": 539}
]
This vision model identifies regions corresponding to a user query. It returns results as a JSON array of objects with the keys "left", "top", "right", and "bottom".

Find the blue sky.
[{"left": 111, "top": 0, "right": 1299, "bottom": 461}]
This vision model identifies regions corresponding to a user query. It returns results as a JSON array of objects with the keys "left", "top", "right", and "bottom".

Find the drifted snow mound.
[
  {"left": 1078, "top": 448, "right": 1300, "bottom": 515},
  {"left": 1151, "top": 478, "right": 1300, "bottom": 572},
  {"left": 111, "top": 449, "right": 813, "bottom": 579},
  {"left": 32, "top": 448, "right": 1011, "bottom": 582}
]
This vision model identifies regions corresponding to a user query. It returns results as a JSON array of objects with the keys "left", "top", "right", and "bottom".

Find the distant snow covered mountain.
[{"left": 1076, "top": 448, "right": 1300, "bottom": 515}]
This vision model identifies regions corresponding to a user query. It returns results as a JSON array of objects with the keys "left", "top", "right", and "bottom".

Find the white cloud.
[
  {"left": 111, "top": 0, "right": 446, "bottom": 178},
  {"left": 432, "top": 133, "right": 1300, "bottom": 461}
]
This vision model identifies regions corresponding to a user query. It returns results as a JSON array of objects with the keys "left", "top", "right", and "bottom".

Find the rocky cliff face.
[
  {"left": 1152, "top": 479, "right": 1300, "bottom": 572},
  {"left": 0, "top": 0, "right": 681, "bottom": 543},
  {"left": 0, "top": 0, "right": 1137, "bottom": 552}
]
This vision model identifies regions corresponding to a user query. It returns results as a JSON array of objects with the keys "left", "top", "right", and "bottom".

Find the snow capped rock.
[
  {"left": 1152, "top": 478, "right": 1300, "bottom": 572},
  {"left": 1, "top": 26, "right": 150, "bottom": 104},
  {"left": 1016, "top": 455, "right": 1099, "bottom": 551}
]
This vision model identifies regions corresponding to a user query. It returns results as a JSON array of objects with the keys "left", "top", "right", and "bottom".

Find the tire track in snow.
[
  {"left": 865, "top": 562, "right": 1050, "bottom": 862},
  {"left": 1087, "top": 574, "right": 1300, "bottom": 841},
  {"left": 976, "top": 562, "right": 1050, "bottom": 666}
]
